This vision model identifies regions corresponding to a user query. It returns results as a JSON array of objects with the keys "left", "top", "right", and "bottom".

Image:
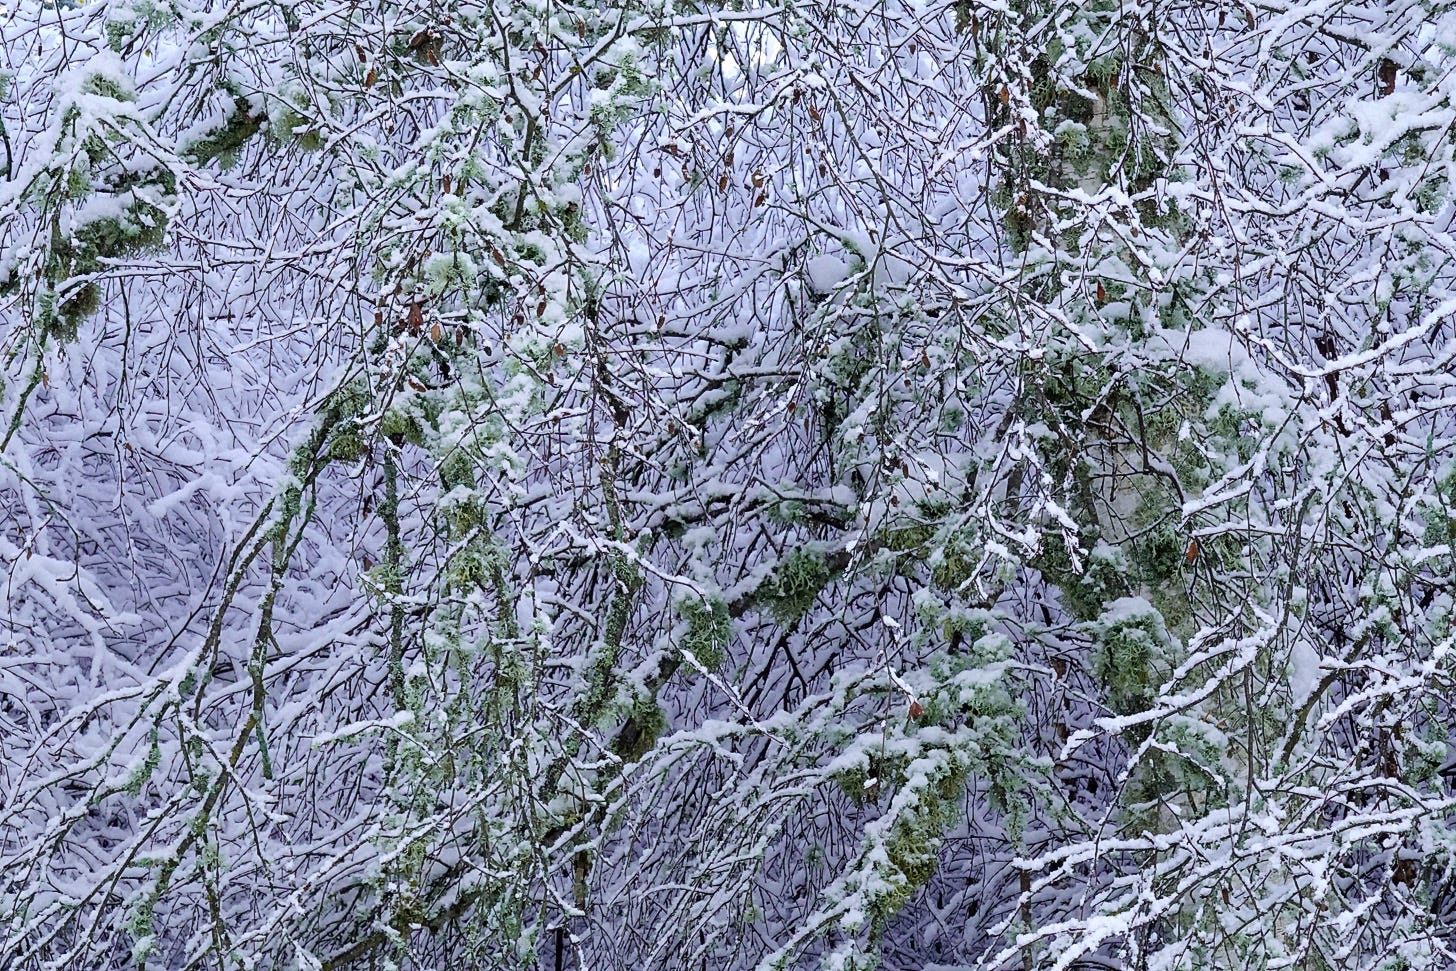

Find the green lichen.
[
  {"left": 268, "top": 86, "right": 328, "bottom": 152},
  {"left": 123, "top": 725, "right": 162, "bottom": 797},
  {"left": 870, "top": 761, "right": 967, "bottom": 935},
  {"left": 380, "top": 407, "right": 425, "bottom": 445},
  {"left": 678, "top": 594, "right": 730, "bottom": 670},
  {"left": 183, "top": 95, "right": 264, "bottom": 166},
  {"left": 326, "top": 423, "right": 368, "bottom": 462},
  {"left": 424, "top": 250, "right": 478, "bottom": 296},
  {"left": 39, "top": 161, "right": 174, "bottom": 342},
  {"left": 1091, "top": 601, "right": 1174, "bottom": 719},
  {"left": 759, "top": 548, "right": 834, "bottom": 622},
  {"left": 440, "top": 448, "right": 475, "bottom": 491},
  {"left": 612, "top": 694, "right": 667, "bottom": 761},
  {"left": 447, "top": 540, "right": 506, "bottom": 591}
]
